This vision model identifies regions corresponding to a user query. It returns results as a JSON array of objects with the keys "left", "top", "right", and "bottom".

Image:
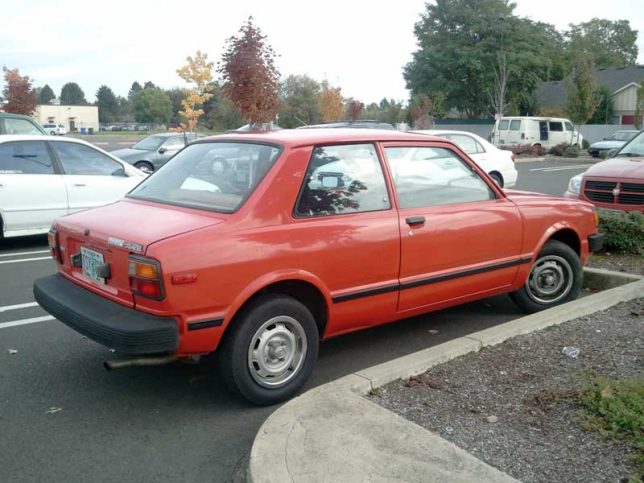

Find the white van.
[{"left": 491, "top": 116, "right": 584, "bottom": 149}]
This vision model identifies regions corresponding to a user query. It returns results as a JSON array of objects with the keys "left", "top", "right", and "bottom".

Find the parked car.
[
  {"left": 0, "top": 112, "right": 48, "bottom": 135},
  {"left": 411, "top": 129, "right": 517, "bottom": 187},
  {"left": 110, "top": 132, "right": 204, "bottom": 173},
  {"left": 296, "top": 120, "right": 395, "bottom": 130},
  {"left": 491, "top": 116, "right": 584, "bottom": 149},
  {"left": 565, "top": 129, "right": 644, "bottom": 212},
  {"left": 41, "top": 123, "right": 67, "bottom": 136},
  {"left": 587, "top": 130, "right": 639, "bottom": 158},
  {"left": 34, "top": 129, "right": 602, "bottom": 405},
  {"left": 0, "top": 136, "right": 145, "bottom": 238}
]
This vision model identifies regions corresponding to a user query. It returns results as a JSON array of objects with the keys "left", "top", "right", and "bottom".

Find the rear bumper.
[
  {"left": 588, "top": 234, "right": 605, "bottom": 253},
  {"left": 33, "top": 274, "right": 179, "bottom": 354}
]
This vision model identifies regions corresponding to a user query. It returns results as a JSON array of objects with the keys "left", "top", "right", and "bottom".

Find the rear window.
[{"left": 128, "top": 142, "right": 281, "bottom": 213}]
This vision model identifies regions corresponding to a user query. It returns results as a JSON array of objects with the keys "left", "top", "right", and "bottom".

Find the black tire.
[
  {"left": 217, "top": 295, "right": 319, "bottom": 405},
  {"left": 489, "top": 172, "right": 503, "bottom": 187},
  {"left": 134, "top": 161, "right": 154, "bottom": 174},
  {"left": 510, "top": 240, "right": 583, "bottom": 313}
]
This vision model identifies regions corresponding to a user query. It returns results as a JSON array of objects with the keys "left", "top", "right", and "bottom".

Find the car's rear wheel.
[
  {"left": 489, "top": 172, "right": 503, "bottom": 187},
  {"left": 510, "top": 240, "right": 582, "bottom": 313},
  {"left": 218, "top": 295, "right": 319, "bottom": 405},
  {"left": 134, "top": 161, "right": 154, "bottom": 174}
]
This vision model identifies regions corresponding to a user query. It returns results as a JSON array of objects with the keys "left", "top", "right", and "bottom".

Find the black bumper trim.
[
  {"left": 588, "top": 234, "right": 605, "bottom": 253},
  {"left": 187, "top": 319, "right": 223, "bottom": 331},
  {"left": 33, "top": 274, "right": 179, "bottom": 355}
]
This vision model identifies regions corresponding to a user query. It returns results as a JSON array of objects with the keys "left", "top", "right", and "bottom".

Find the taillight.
[
  {"left": 511, "top": 153, "right": 516, "bottom": 163},
  {"left": 47, "top": 227, "right": 62, "bottom": 263},
  {"left": 128, "top": 256, "right": 164, "bottom": 300}
]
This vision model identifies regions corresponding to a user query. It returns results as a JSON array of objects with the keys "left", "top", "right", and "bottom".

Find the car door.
[
  {"left": 155, "top": 136, "right": 185, "bottom": 167},
  {"left": 443, "top": 134, "right": 491, "bottom": 172},
  {"left": 0, "top": 140, "right": 67, "bottom": 235},
  {"left": 382, "top": 142, "right": 524, "bottom": 313},
  {"left": 49, "top": 141, "right": 140, "bottom": 214}
]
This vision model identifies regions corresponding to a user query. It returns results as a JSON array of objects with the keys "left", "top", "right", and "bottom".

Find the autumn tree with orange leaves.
[
  {"left": 2, "top": 67, "right": 36, "bottom": 115},
  {"left": 176, "top": 51, "right": 214, "bottom": 131},
  {"left": 218, "top": 17, "right": 280, "bottom": 127},
  {"left": 318, "top": 81, "right": 343, "bottom": 122}
]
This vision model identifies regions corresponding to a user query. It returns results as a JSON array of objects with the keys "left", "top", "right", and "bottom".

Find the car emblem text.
[{"left": 108, "top": 236, "right": 143, "bottom": 253}]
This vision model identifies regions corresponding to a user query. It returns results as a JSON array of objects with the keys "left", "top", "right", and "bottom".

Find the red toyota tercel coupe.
[{"left": 34, "top": 129, "right": 603, "bottom": 405}]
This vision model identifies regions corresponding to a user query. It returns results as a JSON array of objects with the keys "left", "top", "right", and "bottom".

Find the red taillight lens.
[
  {"left": 511, "top": 153, "right": 516, "bottom": 163},
  {"left": 47, "top": 227, "right": 62, "bottom": 263},
  {"left": 128, "top": 256, "right": 164, "bottom": 300}
]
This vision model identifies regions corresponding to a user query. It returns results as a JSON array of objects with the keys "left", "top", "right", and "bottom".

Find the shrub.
[
  {"left": 582, "top": 138, "right": 590, "bottom": 149},
  {"left": 500, "top": 144, "right": 545, "bottom": 156},
  {"left": 563, "top": 145, "right": 579, "bottom": 157},
  {"left": 598, "top": 211, "right": 644, "bottom": 255},
  {"left": 548, "top": 143, "right": 567, "bottom": 156}
]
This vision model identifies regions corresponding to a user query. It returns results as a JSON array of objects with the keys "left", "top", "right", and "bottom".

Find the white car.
[
  {"left": 0, "top": 136, "right": 145, "bottom": 238},
  {"left": 411, "top": 129, "right": 518, "bottom": 188},
  {"left": 41, "top": 123, "right": 67, "bottom": 136}
]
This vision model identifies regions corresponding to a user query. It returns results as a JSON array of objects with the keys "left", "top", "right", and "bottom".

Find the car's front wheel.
[
  {"left": 510, "top": 240, "right": 582, "bottom": 313},
  {"left": 134, "top": 161, "right": 154, "bottom": 174},
  {"left": 218, "top": 295, "right": 319, "bottom": 405}
]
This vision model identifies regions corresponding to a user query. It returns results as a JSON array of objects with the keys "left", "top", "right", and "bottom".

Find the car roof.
[
  {"left": 0, "top": 135, "right": 92, "bottom": 144},
  {"left": 199, "top": 128, "right": 446, "bottom": 148},
  {"left": 0, "top": 112, "right": 36, "bottom": 119}
]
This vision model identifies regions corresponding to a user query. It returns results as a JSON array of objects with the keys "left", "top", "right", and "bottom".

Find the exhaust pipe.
[{"left": 104, "top": 355, "right": 177, "bottom": 371}]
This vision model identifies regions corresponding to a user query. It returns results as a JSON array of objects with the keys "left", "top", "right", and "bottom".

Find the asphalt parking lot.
[{"left": 0, "top": 159, "right": 594, "bottom": 482}]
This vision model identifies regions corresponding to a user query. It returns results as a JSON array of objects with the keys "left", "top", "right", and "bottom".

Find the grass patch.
[{"left": 581, "top": 376, "right": 644, "bottom": 481}]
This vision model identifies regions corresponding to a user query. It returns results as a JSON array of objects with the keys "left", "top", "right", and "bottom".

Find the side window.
[
  {"left": 565, "top": 122, "right": 574, "bottom": 131},
  {"left": 52, "top": 142, "right": 125, "bottom": 176},
  {"left": 509, "top": 120, "right": 521, "bottom": 131},
  {"left": 4, "top": 118, "right": 43, "bottom": 135},
  {"left": 162, "top": 137, "right": 185, "bottom": 150},
  {"left": 385, "top": 146, "right": 495, "bottom": 209},
  {"left": 0, "top": 141, "right": 55, "bottom": 174},
  {"left": 498, "top": 120, "right": 509, "bottom": 130},
  {"left": 549, "top": 122, "right": 563, "bottom": 132},
  {"left": 447, "top": 134, "right": 483, "bottom": 154},
  {"left": 295, "top": 143, "right": 390, "bottom": 217}
]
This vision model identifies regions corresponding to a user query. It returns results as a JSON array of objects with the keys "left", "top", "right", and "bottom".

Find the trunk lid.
[{"left": 56, "top": 199, "right": 225, "bottom": 306}]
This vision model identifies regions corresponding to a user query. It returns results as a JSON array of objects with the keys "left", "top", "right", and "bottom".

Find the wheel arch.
[{"left": 489, "top": 170, "right": 504, "bottom": 187}]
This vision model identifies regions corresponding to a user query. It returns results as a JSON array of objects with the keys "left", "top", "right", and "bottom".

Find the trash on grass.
[
  {"left": 46, "top": 407, "right": 62, "bottom": 414},
  {"left": 8, "top": 349, "right": 18, "bottom": 355},
  {"left": 562, "top": 346, "right": 580, "bottom": 359}
]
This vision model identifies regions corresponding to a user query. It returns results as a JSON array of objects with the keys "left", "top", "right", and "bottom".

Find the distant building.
[
  {"left": 34, "top": 104, "right": 99, "bottom": 133},
  {"left": 536, "top": 65, "right": 644, "bottom": 125}
]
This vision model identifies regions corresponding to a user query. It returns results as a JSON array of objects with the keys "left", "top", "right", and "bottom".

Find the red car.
[
  {"left": 34, "top": 129, "right": 603, "bottom": 405},
  {"left": 564, "top": 129, "right": 643, "bottom": 212}
]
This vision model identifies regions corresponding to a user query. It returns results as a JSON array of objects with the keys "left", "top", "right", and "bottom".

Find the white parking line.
[
  {"left": 0, "top": 302, "right": 38, "bottom": 312},
  {"left": 0, "top": 315, "right": 54, "bottom": 330},
  {"left": 529, "top": 165, "right": 592, "bottom": 172},
  {"left": 0, "top": 249, "right": 50, "bottom": 258},
  {"left": 0, "top": 256, "right": 51, "bottom": 265},
  {"left": 93, "top": 142, "right": 109, "bottom": 145}
]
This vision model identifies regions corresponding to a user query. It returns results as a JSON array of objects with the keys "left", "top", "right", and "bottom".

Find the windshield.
[
  {"left": 128, "top": 142, "right": 282, "bottom": 212},
  {"left": 615, "top": 131, "right": 644, "bottom": 158},
  {"left": 608, "top": 131, "right": 638, "bottom": 142},
  {"left": 132, "top": 135, "right": 166, "bottom": 151}
]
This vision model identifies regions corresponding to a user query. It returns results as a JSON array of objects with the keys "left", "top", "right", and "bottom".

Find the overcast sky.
[{"left": 1, "top": 0, "right": 642, "bottom": 104}]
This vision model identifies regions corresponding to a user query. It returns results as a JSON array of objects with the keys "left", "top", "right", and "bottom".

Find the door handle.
[
  {"left": 405, "top": 216, "right": 426, "bottom": 226},
  {"left": 73, "top": 183, "right": 87, "bottom": 187}
]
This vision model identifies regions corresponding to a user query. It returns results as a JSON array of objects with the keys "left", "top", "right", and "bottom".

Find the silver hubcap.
[
  {"left": 526, "top": 255, "right": 573, "bottom": 304},
  {"left": 248, "top": 316, "right": 307, "bottom": 388}
]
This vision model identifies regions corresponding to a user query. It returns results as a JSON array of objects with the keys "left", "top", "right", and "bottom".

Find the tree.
[
  {"left": 567, "top": 19, "right": 638, "bottom": 68},
  {"left": 278, "top": 75, "right": 321, "bottom": 128},
  {"left": 566, "top": 56, "right": 600, "bottom": 144},
  {"left": 202, "top": 82, "right": 245, "bottom": 131},
  {"left": 39, "top": 84, "right": 55, "bottom": 104},
  {"left": 176, "top": 51, "right": 214, "bottom": 131},
  {"left": 60, "top": 82, "right": 86, "bottom": 105},
  {"left": 409, "top": 92, "right": 445, "bottom": 128},
  {"left": 132, "top": 88, "right": 172, "bottom": 124},
  {"left": 128, "top": 81, "right": 143, "bottom": 100},
  {"left": 219, "top": 17, "right": 280, "bottom": 126},
  {"left": 346, "top": 100, "right": 364, "bottom": 121},
  {"left": 165, "top": 88, "right": 188, "bottom": 126},
  {"left": 587, "top": 85, "right": 614, "bottom": 124},
  {"left": 96, "top": 85, "right": 119, "bottom": 123},
  {"left": 318, "top": 81, "right": 344, "bottom": 122},
  {"left": 2, "top": 67, "right": 36, "bottom": 114},
  {"left": 143, "top": 81, "right": 158, "bottom": 90},
  {"left": 488, "top": 52, "right": 509, "bottom": 118}
]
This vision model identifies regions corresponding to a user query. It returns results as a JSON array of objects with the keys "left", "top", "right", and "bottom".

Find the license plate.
[{"left": 81, "top": 246, "right": 105, "bottom": 284}]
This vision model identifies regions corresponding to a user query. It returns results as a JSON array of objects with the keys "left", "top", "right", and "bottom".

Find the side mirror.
[{"left": 158, "top": 147, "right": 167, "bottom": 154}]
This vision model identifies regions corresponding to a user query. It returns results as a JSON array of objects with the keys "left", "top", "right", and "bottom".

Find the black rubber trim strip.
[
  {"left": 588, "top": 234, "right": 605, "bottom": 253},
  {"left": 33, "top": 274, "right": 178, "bottom": 355},
  {"left": 332, "top": 256, "right": 533, "bottom": 304},
  {"left": 187, "top": 319, "right": 224, "bottom": 331}
]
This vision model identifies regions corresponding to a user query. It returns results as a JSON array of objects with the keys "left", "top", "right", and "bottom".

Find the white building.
[{"left": 34, "top": 104, "right": 99, "bottom": 133}]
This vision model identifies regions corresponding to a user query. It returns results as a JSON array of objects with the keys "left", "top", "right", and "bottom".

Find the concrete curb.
[{"left": 249, "top": 271, "right": 643, "bottom": 483}]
